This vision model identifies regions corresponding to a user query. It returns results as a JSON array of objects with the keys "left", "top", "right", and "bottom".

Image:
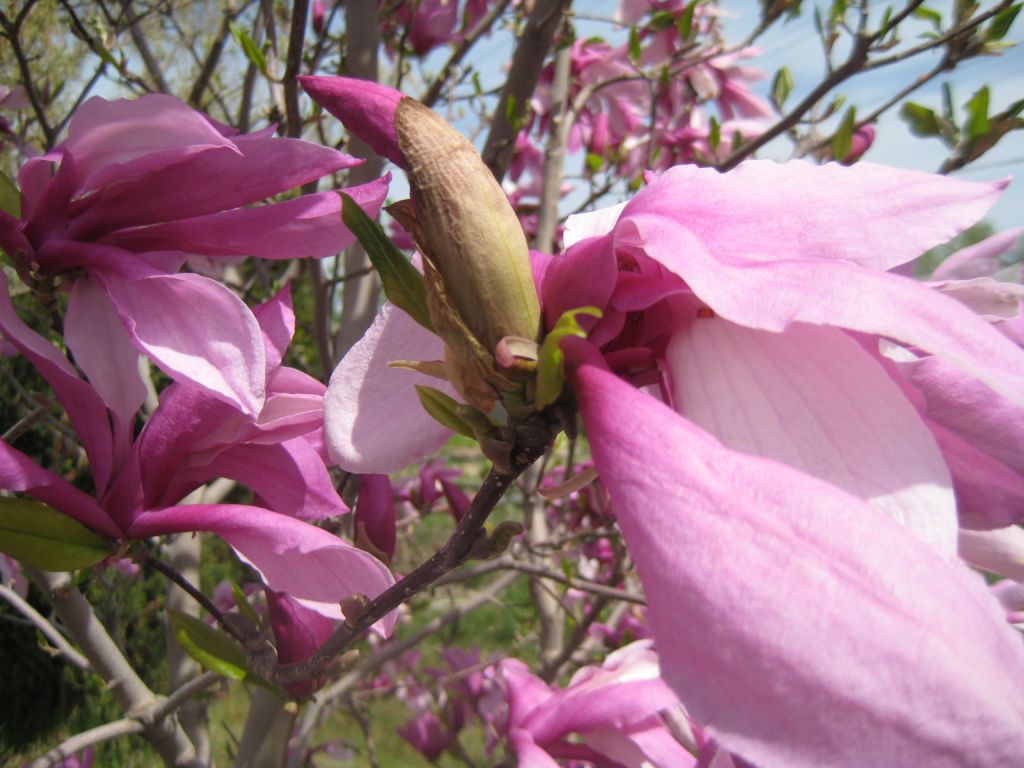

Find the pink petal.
[
  {"left": 667, "top": 318, "right": 957, "bottom": 551},
  {"left": 625, "top": 215, "right": 1024, "bottom": 406},
  {"left": 0, "top": 441, "right": 121, "bottom": 538},
  {"left": 299, "top": 75, "right": 406, "bottom": 167},
  {"left": 266, "top": 589, "right": 333, "bottom": 697},
  {"left": 566, "top": 339, "right": 1024, "bottom": 768},
  {"left": 508, "top": 729, "right": 561, "bottom": 768},
  {"left": 355, "top": 474, "right": 397, "bottom": 561},
  {"left": 0, "top": 274, "right": 114, "bottom": 492},
  {"left": 325, "top": 303, "right": 455, "bottom": 473},
  {"left": 626, "top": 161, "right": 1005, "bottom": 272},
  {"left": 932, "top": 227, "right": 1024, "bottom": 280},
  {"left": 252, "top": 284, "right": 295, "bottom": 373},
  {"left": 95, "top": 269, "right": 266, "bottom": 416},
  {"left": 128, "top": 504, "right": 395, "bottom": 633},
  {"left": 63, "top": 94, "right": 237, "bottom": 192},
  {"left": 100, "top": 177, "right": 390, "bottom": 260},
  {"left": 65, "top": 275, "right": 146, "bottom": 466},
  {"left": 959, "top": 527, "right": 1024, "bottom": 582}
]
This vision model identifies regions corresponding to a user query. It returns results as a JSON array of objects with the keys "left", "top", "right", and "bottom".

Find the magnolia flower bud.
[{"left": 395, "top": 99, "right": 541, "bottom": 354}]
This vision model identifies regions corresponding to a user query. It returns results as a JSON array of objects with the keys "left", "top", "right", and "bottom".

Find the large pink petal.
[
  {"left": 95, "top": 269, "right": 266, "bottom": 416},
  {"left": 63, "top": 94, "right": 236, "bottom": 191},
  {"left": 65, "top": 275, "right": 146, "bottom": 468},
  {"left": 566, "top": 339, "right": 1024, "bottom": 768},
  {"left": 0, "top": 274, "right": 114, "bottom": 491},
  {"left": 325, "top": 303, "right": 455, "bottom": 473},
  {"left": 100, "top": 177, "right": 389, "bottom": 260},
  {"left": 667, "top": 318, "right": 956, "bottom": 551},
  {"left": 625, "top": 161, "right": 1004, "bottom": 271},
  {"left": 625, "top": 215, "right": 1024, "bottom": 406},
  {"left": 0, "top": 441, "right": 121, "bottom": 538},
  {"left": 128, "top": 504, "right": 395, "bottom": 633},
  {"left": 299, "top": 76, "right": 406, "bottom": 167},
  {"left": 67, "top": 133, "right": 357, "bottom": 239}
]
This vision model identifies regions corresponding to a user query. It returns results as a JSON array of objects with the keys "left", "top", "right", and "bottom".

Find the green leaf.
[
  {"left": 650, "top": 10, "right": 676, "bottom": 30},
  {"left": 942, "top": 82, "right": 956, "bottom": 122},
  {"left": 0, "top": 170, "right": 20, "bottom": 218},
  {"left": 964, "top": 86, "right": 991, "bottom": 143},
  {"left": 231, "top": 583, "right": 261, "bottom": 625},
  {"left": 900, "top": 102, "right": 942, "bottom": 137},
  {"left": 585, "top": 152, "right": 604, "bottom": 173},
  {"left": 912, "top": 5, "right": 943, "bottom": 30},
  {"left": 832, "top": 106, "right": 857, "bottom": 161},
  {"left": 628, "top": 27, "right": 642, "bottom": 63},
  {"left": 986, "top": 3, "right": 1021, "bottom": 40},
  {"left": 708, "top": 115, "right": 721, "bottom": 153},
  {"left": 0, "top": 498, "right": 111, "bottom": 571},
  {"left": 770, "top": 66, "right": 794, "bottom": 110},
  {"left": 339, "top": 193, "right": 433, "bottom": 332},
  {"left": 415, "top": 386, "right": 475, "bottom": 438},
  {"left": 230, "top": 23, "right": 269, "bottom": 78},
  {"left": 535, "top": 307, "right": 602, "bottom": 410},
  {"left": 168, "top": 610, "right": 249, "bottom": 681},
  {"left": 829, "top": 0, "right": 849, "bottom": 23},
  {"left": 678, "top": 3, "right": 697, "bottom": 40}
]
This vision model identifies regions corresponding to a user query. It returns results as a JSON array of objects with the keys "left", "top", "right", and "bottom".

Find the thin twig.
[{"left": 0, "top": 582, "right": 91, "bottom": 671}]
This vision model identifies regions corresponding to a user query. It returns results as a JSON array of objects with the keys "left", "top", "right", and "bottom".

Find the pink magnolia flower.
[
  {"left": 0, "top": 94, "right": 388, "bottom": 415},
  {"left": 500, "top": 640, "right": 696, "bottom": 767},
  {"left": 0, "top": 275, "right": 394, "bottom": 632}
]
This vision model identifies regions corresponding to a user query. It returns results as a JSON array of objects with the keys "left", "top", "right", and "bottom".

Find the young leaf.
[
  {"left": 339, "top": 193, "right": 433, "bottom": 332},
  {"left": 964, "top": 86, "right": 991, "bottom": 143},
  {"left": 986, "top": 3, "right": 1021, "bottom": 40},
  {"left": 628, "top": 26, "right": 642, "bottom": 63},
  {"left": 832, "top": 106, "right": 857, "bottom": 161},
  {"left": 771, "top": 67, "right": 794, "bottom": 110},
  {"left": 708, "top": 116, "right": 722, "bottom": 153},
  {"left": 230, "top": 23, "right": 269, "bottom": 78},
  {"left": 0, "top": 498, "right": 111, "bottom": 571},
  {"left": 168, "top": 609, "right": 250, "bottom": 681},
  {"left": 913, "top": 5, "right": 943, "bottom": 30},
  {"left": 0, "top": 170, "right": 20, "bottom": 218},
  {"left": 678, "top": 3, "right": 697, "bottom": 41},
  {"left": 232, "top": 583, "right": 261, "bottom": 625},
  {"left": 900, "top": 102, "right": 942, "bottom": 137},
  {"left": 535, "top": 307, "right": 602, "bottom": 410},
  {"left": 415, "top": 385, "right": 476, "bottom": 438}
]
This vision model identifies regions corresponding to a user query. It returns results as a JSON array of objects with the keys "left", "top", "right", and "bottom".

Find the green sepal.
[
  {"left": 964, "top": 86, "right": 991, "bottom": 143},
  {"left": 168, "top": 609, "right": 256, "bottom": 683},
  {"left": 229, "top": 22, "right": 269, "bottom": 78},
  {"left": 832, "top": 106, "right": 857, "bottom": 161},
  {"left": 0, "top": 169, "right": 21, "bottom": 219},
  {"left": 0, "top": 497, "right": 112, "bottom": 571},
  {"left": 339, "top": 193, "right": 434, "bottom": 332},
  {"left": 535, "top": 307, "right": 603, "bottom": 410},
  {"left": 415, "top": 385, "right": 476, "bottom": 438},
  {"left": 770, "top": 66, "right": 794, "bottom": 110}
]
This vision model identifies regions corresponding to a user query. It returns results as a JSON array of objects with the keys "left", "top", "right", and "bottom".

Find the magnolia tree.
[{"left": 1, "top": 0, "right": 1024, "bottom": 766}]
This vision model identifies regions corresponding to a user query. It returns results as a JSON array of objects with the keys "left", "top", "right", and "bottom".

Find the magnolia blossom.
[
  {"left": 0, "top": 277, "right": 394, "bottom": 629},
  {"left": 0, "top": 93, "right": 387, "bottom": 415}
]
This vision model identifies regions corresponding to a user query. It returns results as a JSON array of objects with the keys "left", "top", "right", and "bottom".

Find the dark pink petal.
[
  {"left": 95, "top": 268, "right": 266, "bottom": 416},
  {"left": 0, "top": 441, "right": 120, "bottom": 538},
  {"left": 0, "top": 274, "right": 114, "bottom": 492},
  {"left": 266, "top": 588, "right": 333, "bottom": 697},
  {"left": 100, "top": 177, "right": 389, "bottom": 260},
  {"left": 62, "top": 94, "right": 236, "bottom": 191},
  {"left": 624, "top": 161, "right": 1004, "bottom": 272},
  {"left": 67, "top": 134, "right": 357, "bottom": 239},
  {"left": 667, "top": 318, "right": 957, "bottom": 551},
  {"left": 355, "top": 474, "right": 396, "bottom": 562},
  {"left": 626, "top": 215, "right": 1024, "bottom": 406},
  {"left": 299, "top": 76, "right": 406, "bottom": 167},
  {"left": 325, "top": 303, "right": 455, "bottom": 473},
  {"left": 128, "top": 504, "right": 395, "bottom": 632},
  {"left": 540, "top": 235, "right": 618, "bottom": 331},
  {"left": 508, "top": 729, "right": 561, "bottom": 768},
  {"left": 566, "top": 339, "right": 1024, "bottom": 767}
]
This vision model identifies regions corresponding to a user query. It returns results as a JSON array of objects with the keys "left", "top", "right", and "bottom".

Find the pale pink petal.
[
  {"left": 100, "top": 177, "right": 389, "bottom": 260},
  {"left": 0, "top": 441, "right": 121, "bottom": 538},
  {"left": 625, "top": 160, "right": 1005, "bottom": 271},
  {"left": 667, "top": 319, "right": 957, "bottom": 551},
  {"left": 566, "top": 339, "right": 1024, "bottom": 768},
  {"left": 959, "top": 527, "right": 1024, "bottom": 582},
  {"left": 563, "top": 202, "right": 627, "bottom": 248},
  {"left": 95, "top": 269, "right": 266, "bottom": 416},
  {"left": 0, "top": 274, "right": 114, "bottom": 491},
  {"left": 252, "top": 284, "right": 295, "bottom": 372},
  {"left": 65, "top": 275, "right": 146, "bottom": 465},
  {"left": 932, "top": 227, "right": 1024, "bottom": 280},
  {"left": 325, "top": 303, "right": 455, "bottom": 473},
  {"left": 128, "top": 504, "right": 396, "bottom": 633},
  {"left": 299, "top": 76, "right": 406, "bottom": 167},
  {"left": 625, "top": 215, "right": 1024, "bottom": 406}
]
